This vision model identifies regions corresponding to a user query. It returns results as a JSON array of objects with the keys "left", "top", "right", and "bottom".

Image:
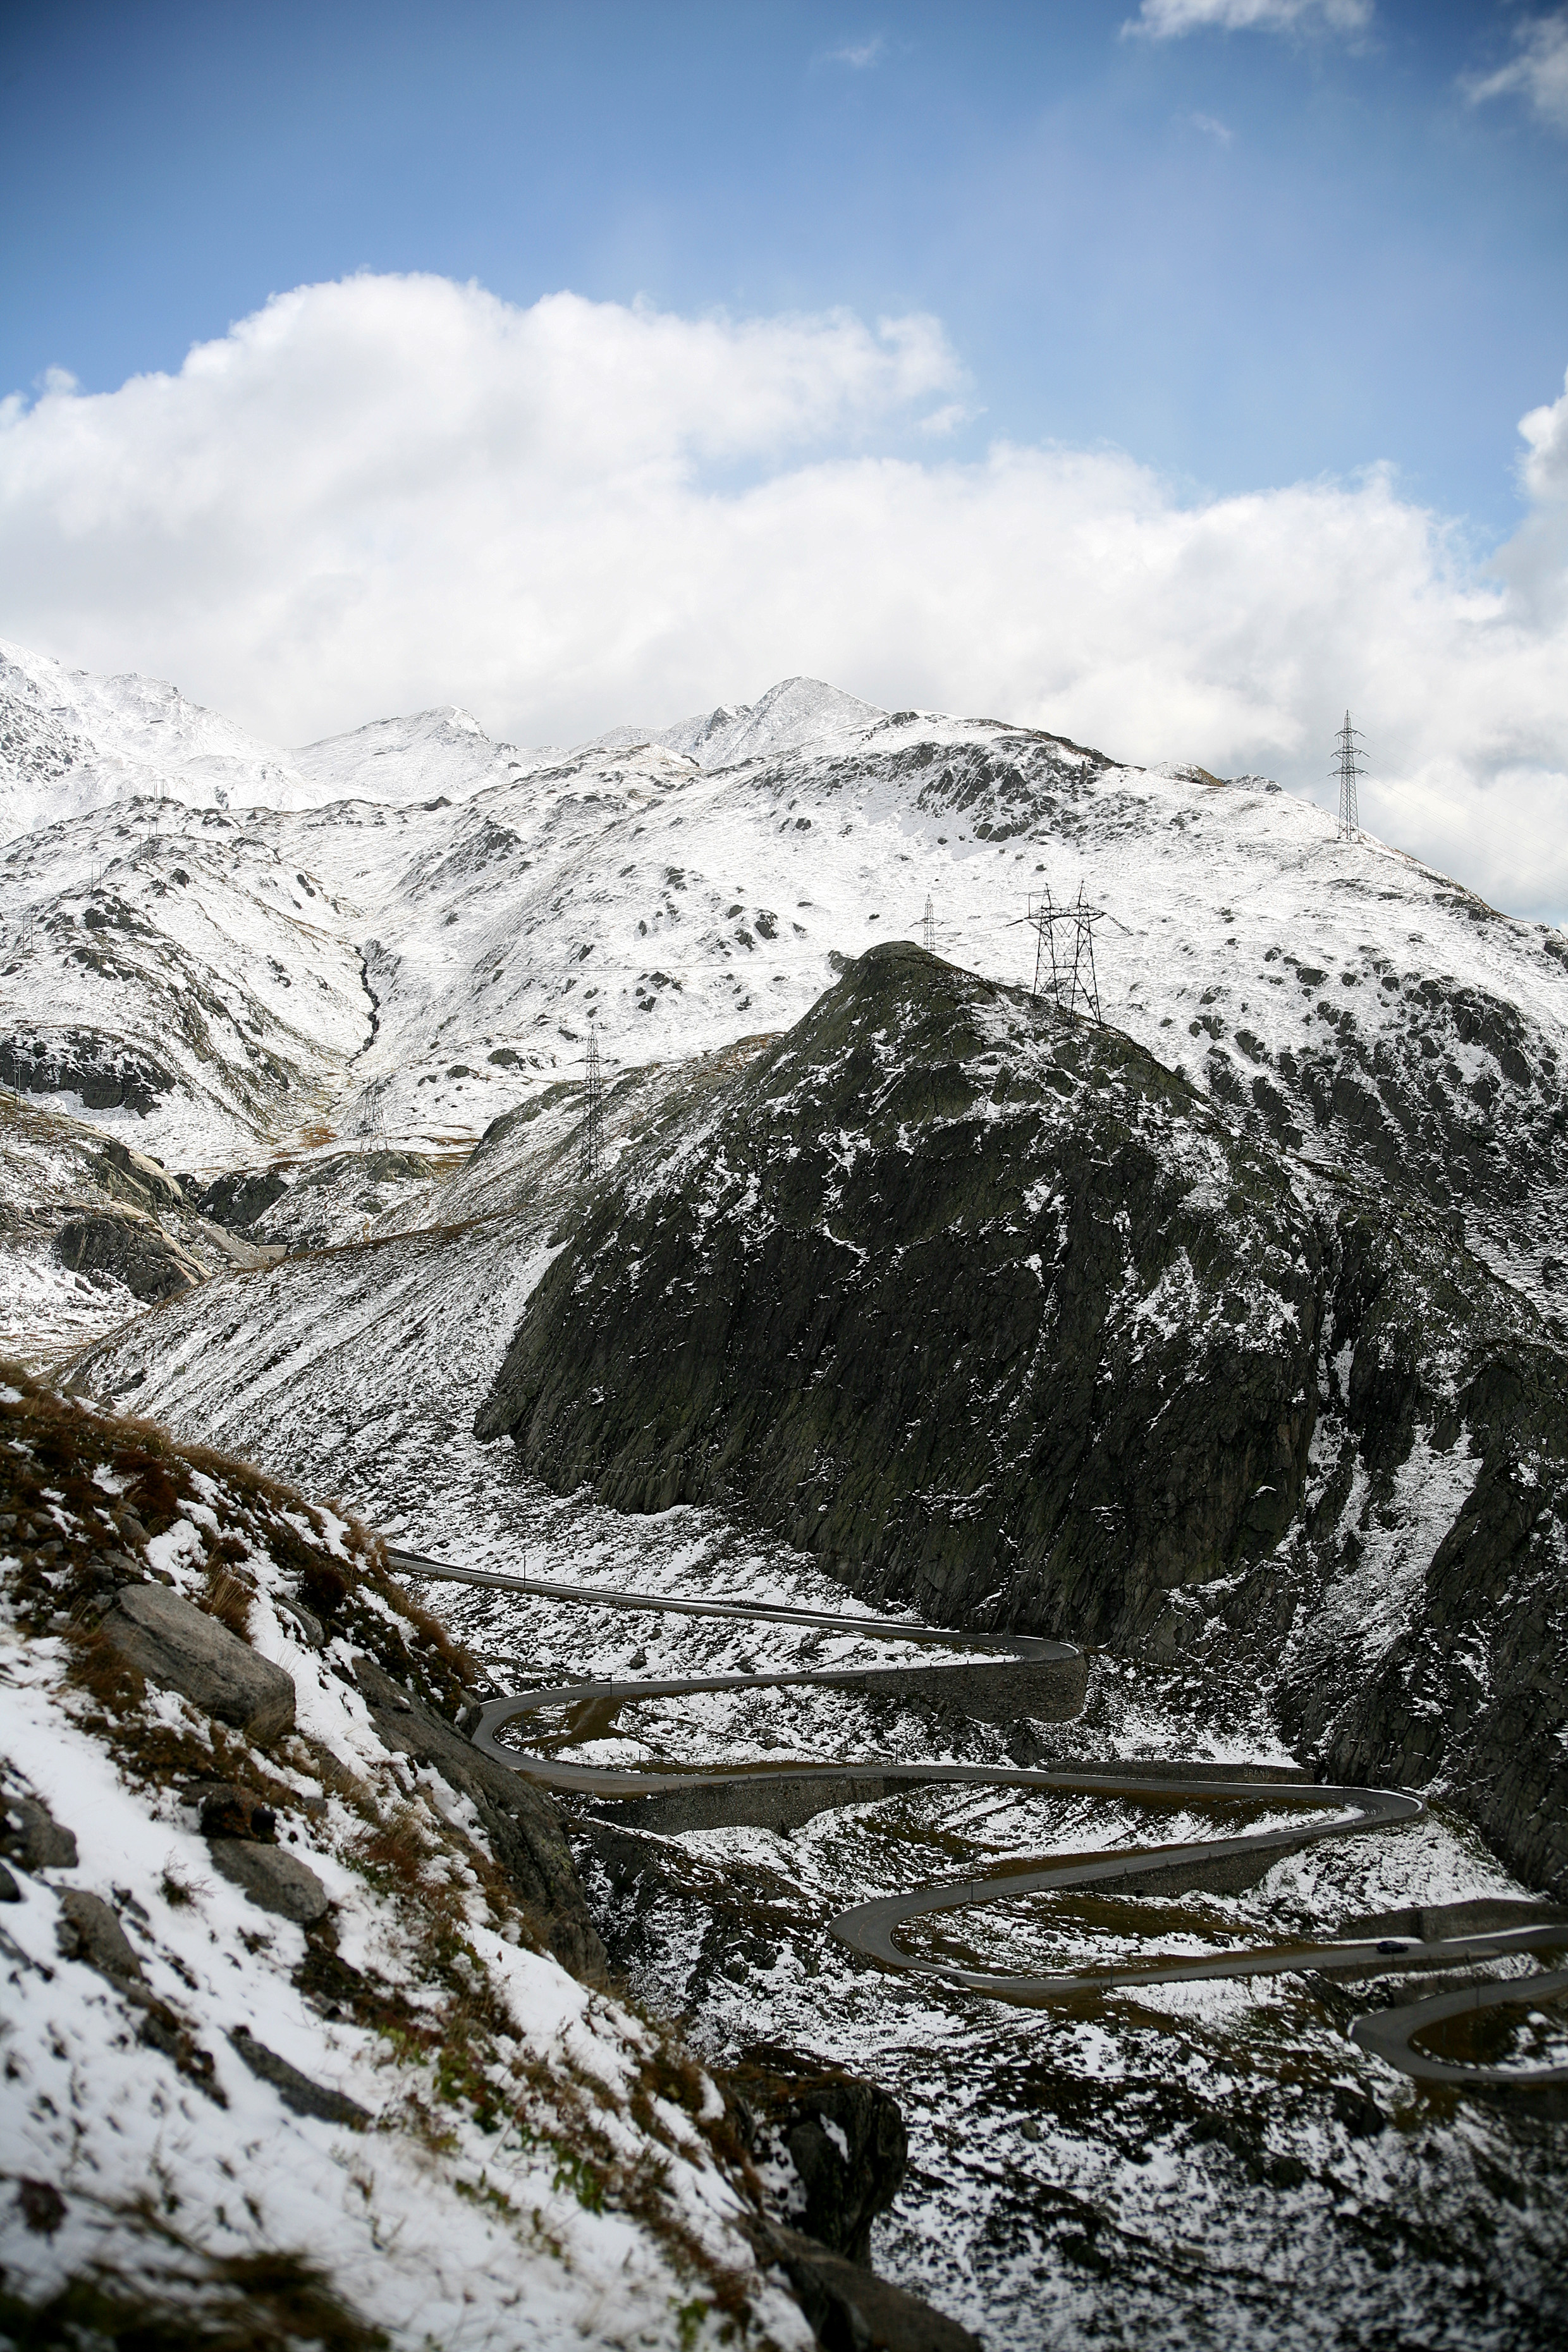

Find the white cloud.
[
  {"left": 1125, "top": 0, "right": 1371, "bottom": 36},
  {"left": 1519, "top": 368, "right": 1568, "bottom": 505},
  {"left": 822, "top": 34, "right": 886, "bottom": 68},
  {"left": 1187, "top": 111, "right": 1235, "bottom": 142},
  {"left": 1, "top": 273, "right": 1565, "bottom": 920},
  {"left": 1464, "top": 12, "right": 1568, "bottom": 133}
]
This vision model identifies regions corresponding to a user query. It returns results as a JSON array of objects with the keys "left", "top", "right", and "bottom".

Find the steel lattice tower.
[
  {"left": 1333, "top": 709, "right": 1366, "bottom": 843},
  {"left": 1014, "top": 883, "right": 1106, "bottom": 1022},
  {"left": 578, "top": 1020, "right": 604, "bottom": 1185},
  {"left": 922, "top": 893, "right": 936, "bottom": 953}
]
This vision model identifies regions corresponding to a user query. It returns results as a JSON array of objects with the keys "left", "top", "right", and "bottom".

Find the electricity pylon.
[
  {"left": 1333, "top": 710, "right": 1366, "bottom": 843},
  {"left": 1012, "top": 883, "right": 1106, "bottom": 1022},
  {"left": 578, "top": 1020, "right": 604, "bottom": 1185}
]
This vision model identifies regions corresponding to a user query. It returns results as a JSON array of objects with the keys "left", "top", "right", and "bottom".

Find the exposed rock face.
[
  {"left": 480, "top": 945, "right": 1568, "bottom": 1898},
  {"left": 0, "top": 1027, "right": 174, "bottom": 1116},
  {"left": 735, "top": 2055, "right": 909, "bottom": 2263},
  {"left": 757, "top": 2220, "right": 982, "bottom": 2352},
  {"left": 353, "top": 1653, "right": 606, "bottom": 1977},
  {"left": 94, "top": 1139, "right": 184, "bottom": 1215},
  {"left": 1237, "top": 1204, "right": 1568, "bottom": 1901},
  {"left": 99, "top": 1583, "right": 296, "bottom": 1744},
  {"left": 190, "top": 1167, "right": 290, "bottom": 1229},
  {"left": 54, "top": 1206, "right": 204, "bottom": 1302},
  {"left": 481, "top": 943, "right": 1323, "bottom": 1650}
]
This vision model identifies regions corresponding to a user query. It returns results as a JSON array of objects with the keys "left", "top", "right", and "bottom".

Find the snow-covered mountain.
[
  {"left": 3, "top": 635, "right": 1567, "bottom": 1303},
  {"left": 601, "top": 675, "right": 888, "bottom": 769},
  {"left": 291, "top": 704, "right": 561, "bottom": 805},
  {"left": 0, "top": 640, "right": 560, "bottom": 835},
  {"left": 8, "top": 637, "right": 1568, "bottom": 2351},
  {"left": 0, "top": 638, "right": 312, "bottom": 835}
]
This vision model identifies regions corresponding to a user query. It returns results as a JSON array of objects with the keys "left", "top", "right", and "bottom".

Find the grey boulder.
[
  {"left": 56, "top": 1889, "right": 144, "bottom": 1981},
  {"left": 0, "top": 1777, "right": 78, "bottom": 1871},
  {"left": 760, "top": 2220, "right": 982, "bottom": 2352},
  {"left": 207, "top": 1840, "right": 329, "bottom": 1923},
  {"left": 101, "top": 1584, "right": 295, "bottom": 1745}
]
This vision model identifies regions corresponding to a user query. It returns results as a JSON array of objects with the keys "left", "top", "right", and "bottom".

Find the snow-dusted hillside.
[
  {"left": 0, "top": 639, "right": 311, "bottom": 836},
  {"left": 291, "top": 705, "right": 561, "bottom": 807},
  {"left": 6, "top": 639, "right": 1568, "bottom": 1301},
  {"left": 0, "top": 799, "right": 372, "bottom": 1161},
  {"left": 8, "top": 639, "right": 1565, "bottom": 2352},
  {"left": 0, "top": 1373, "right": 814, "bottom": 2352},
  {"left": 0, "top": 641, "right": 553, "bottom": 836}
]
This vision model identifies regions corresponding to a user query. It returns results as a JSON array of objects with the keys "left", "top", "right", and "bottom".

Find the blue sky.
[
  {"left": 3, "top": 2, "right": 1567, "bottom": 919},
  {"left": 4, "top": 0, "right": 1566, "bottom": 537}
]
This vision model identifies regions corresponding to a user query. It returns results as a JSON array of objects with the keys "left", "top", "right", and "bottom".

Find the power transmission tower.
[
  {"left": 1332, "top": 709, "right": 1366, "bottom": 843},
  {"left": 921, "top": 894, "right": 936, "bottom": 953},
  {"left": 578, "top": 1020, "right": 604, "bottom": 1185},
  {"left": 1013, "top": 883, "right": 1106, "bottom": 1022}
]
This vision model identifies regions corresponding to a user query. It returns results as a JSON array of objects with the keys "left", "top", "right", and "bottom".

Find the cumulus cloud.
[
  {"left": 1, "top": 273, "right": 1565, "bottom": 920},
  {"left": 1520, "top": 369, "right": 1568, "bottom": 505},
  {"left": 1125, "top": 0, "right": 1371, "bottom": 35},
  {"left": 1464, "top": 12, "right": 1568, "bottom": 133}
]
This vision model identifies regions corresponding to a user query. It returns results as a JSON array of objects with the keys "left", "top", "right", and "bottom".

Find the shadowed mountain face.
[
  {"left": 479, "top": 941, "right": 1568, "bottom": 1897},
  {"left": 481, "top": 944, "right": 1323, "bottom": 1650}
]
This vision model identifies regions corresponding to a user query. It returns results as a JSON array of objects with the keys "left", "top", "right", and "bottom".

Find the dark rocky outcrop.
[
  {"left": 481, "top": 943, "right": 1323, "bottom": 1652},
  {"left": 756, "top": 2221, "right": 982, "bottom": 2352},
  {"left": 0, "top": 1027, "right": 174, "bottom": 1116},
  {"left": 480, "top": 945, "right": 1568, "bottom": 1899},
  {"left": 99, "top": 1583, "right": 297, "bottom": 1744},
  {"left": 188, "top": 1165, "right": 290, "bottom": 1230},
  {"left": 732, "top": 2052, "right": 909, "bottom": 2263},
  {"left": 353, "top": 1652, "right": 606, "bottom": 1977},
  {"left": 185, "top": 1780, "right": 277, "bottom": 1841},
  {"left": 54, "top": 1204, "right": 204, "bottom": 1301}
]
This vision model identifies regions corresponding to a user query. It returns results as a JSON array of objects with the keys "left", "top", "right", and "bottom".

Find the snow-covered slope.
[
  {"left": 259, "top": 706, "right": 1568, "bottom": 1302},
  {"left": 0, "top": 639, "right": 310, "bottom": 836},
  {"left": 0, "top": 799, "right": 371, "bottom": 1161},
  {"left": 4, "top": 635, "right": 1567, "bottom": 1300},
  {"left": 636, "top": 677, "right": 886, "bottom": 769},
  {"left": 291, "top": 706, "right": 561, "bottom": 807},
  {"left": 0, "top": 1373, "right": 812, "bottom": 2352},
  {"left": 0, "top": 646, "right": 562, "bottom": 839}
]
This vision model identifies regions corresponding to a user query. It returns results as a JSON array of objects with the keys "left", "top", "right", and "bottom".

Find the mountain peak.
[{"left": 649, "top": 677, "right": 886, "bottom": 769}]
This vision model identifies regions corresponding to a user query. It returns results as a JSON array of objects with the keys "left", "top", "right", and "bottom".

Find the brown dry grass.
[{"left": 200, "top": 1567, "right": 254, "bottom": 1636}]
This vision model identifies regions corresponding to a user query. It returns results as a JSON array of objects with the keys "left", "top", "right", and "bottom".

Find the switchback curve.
[{"left": 389, "top": 1546, "right": 1568, "bottom": 2094}]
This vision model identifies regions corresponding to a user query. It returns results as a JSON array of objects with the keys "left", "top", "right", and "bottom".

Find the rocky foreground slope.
[
  {"left": 3, "top": 1369, "right": 982, "bottom": 2352},
  {"left": 480, "top": 943, "right": 1568, "bottom": 1902}
]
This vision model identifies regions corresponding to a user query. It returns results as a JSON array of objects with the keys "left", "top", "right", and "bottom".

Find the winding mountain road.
[{"left": 389, "top": 1546, "right": 1568, "bottom": 2093}]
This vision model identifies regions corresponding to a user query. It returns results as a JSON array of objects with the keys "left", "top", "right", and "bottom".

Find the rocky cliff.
[{"left": 479, "top": 942, "right": 1568, "bottom": 1896}]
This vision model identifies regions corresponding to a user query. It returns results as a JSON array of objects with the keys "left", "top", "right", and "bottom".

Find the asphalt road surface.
[{"left": 389, "top": 1545, "right": 1568, "bottom": 2093}]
